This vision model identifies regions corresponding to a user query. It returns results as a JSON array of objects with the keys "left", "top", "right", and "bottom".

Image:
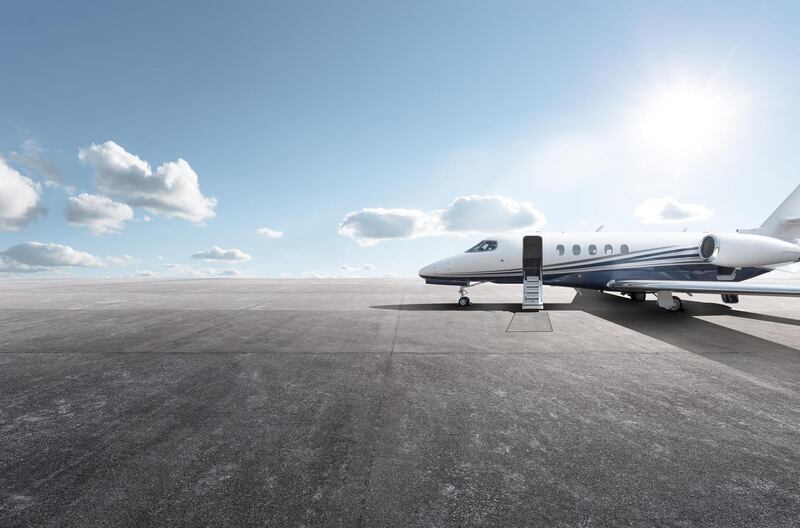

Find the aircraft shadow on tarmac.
[{"left": 372, "top": 290, "right": 800, "bottom": 382}]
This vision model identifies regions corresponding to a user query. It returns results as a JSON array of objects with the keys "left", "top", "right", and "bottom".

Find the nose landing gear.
[{"left": 458, "top": 285, "right": 470, "bottom": 307}]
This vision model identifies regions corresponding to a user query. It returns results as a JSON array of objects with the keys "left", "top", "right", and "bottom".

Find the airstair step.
[{"left": 522, "top": 274, "right": 543, "bottom": 309}]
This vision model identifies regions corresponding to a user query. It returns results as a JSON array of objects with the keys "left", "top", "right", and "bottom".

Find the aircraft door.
[{"left": 522, "top": 236, "right": 544, "bottom": 310}]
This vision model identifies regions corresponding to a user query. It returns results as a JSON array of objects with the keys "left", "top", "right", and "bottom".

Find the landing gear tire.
[
  {"left": 457, "top": 285, "right": 470, "bottom": 307},
  {"left": 664, "top": 296, "right": 683, "bottom": 312},
  {"left": 630, "top": 292, "right": 646, "bottom": 302}
]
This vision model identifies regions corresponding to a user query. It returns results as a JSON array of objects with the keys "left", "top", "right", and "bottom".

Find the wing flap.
[{"left": 606, "top": 280, "right": 800, "bottom": 296}]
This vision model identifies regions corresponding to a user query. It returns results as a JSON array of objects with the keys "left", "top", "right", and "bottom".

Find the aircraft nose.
[{"left": 419, "top": 263, "right": 436, "bottom": 278}]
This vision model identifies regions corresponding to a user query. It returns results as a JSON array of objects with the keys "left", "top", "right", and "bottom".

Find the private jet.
[{"left": 419, "top": 185, "right": 800, "bottom": 311}]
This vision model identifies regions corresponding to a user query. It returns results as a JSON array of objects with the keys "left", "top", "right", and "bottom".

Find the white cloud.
[
  {"left": 439, "top": 195, "right": 544, "bottom": 232},
  {"left": 78, "top": 141, "right": 216, "bottom": 222},
  {"left": 9, "top": 138, "right": 63, "bottom": 187},
  {"left": 66, "top": 193, "right": 134, "bottom": 235},
  {"left": 338, "top": 195, "right": 545, "bottom": 245},
  {"left": 634, "top": 197, "right": 715, "bottom": 224},
  {"left": 338, "top": 208, "right": 437, "bottom": 245},
  {"left": 191, "top": 246, "right": 252, "bottom": 262},
  {"left": 0, "top": 157, "right": 44, "bottom": 231},
  {"left": 257, "top": 227, "right": 284, "bottom": 239},
  {"left": 155, "top": 263, "right": 234, "bottom": 277},
  {"left": 0, "top": 242, "right": 104, "bottom": 273},
  {"left": 106, "top": 254, "right": 136, "bottom": 266},
  {"left": 339, "top": 264, "right": 376, "bottom": 272}
]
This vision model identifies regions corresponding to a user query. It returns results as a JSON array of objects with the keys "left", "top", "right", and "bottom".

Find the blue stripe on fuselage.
[{"left": 425, "top": 264, "right": 770, "bottom": 288}]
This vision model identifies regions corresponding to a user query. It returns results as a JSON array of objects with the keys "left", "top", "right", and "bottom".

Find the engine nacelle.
[{"left": 699, "top": 233, "right": 800, "bottom": 268}]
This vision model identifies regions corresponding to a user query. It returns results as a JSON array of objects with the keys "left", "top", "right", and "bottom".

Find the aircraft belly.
[{"left": 543, "top": 265, "right": 769, "bottom": 289}]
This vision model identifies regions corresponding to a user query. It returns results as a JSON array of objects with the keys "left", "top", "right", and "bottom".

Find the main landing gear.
[
  {"left": 628, "top": 291, "right": 647, "bottom": 302},
  {"left": 656, "top": 290, "right": 683, "bottom": 312},
  {"left": 457, "top": 285, "right": 470, "bottom": 307}
]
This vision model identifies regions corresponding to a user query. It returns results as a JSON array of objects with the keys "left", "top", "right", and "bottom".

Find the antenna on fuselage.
[{"left": 595, "top": 225, "right": 604, "bottom": 232}]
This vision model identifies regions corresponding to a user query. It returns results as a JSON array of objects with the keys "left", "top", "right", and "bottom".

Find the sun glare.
[{"left": 635, "top": 82, "right": 735, "bottom": 158}]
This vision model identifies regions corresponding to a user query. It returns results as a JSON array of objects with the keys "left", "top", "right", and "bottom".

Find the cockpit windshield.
[{"left": 465, "top": 240, "right": 498, "bottom": 253}]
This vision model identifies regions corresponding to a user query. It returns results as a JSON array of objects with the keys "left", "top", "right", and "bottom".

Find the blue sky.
[{"left": 1, "top": 1, "right": 799, "bottom": 277}]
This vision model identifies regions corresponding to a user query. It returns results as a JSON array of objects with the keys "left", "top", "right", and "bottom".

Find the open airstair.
[
  {"left": 522, "top": 236, "right": 544, "bottom": 310},
  {"left": 522, "top": 275, "right": 543, "bottom": 310}
]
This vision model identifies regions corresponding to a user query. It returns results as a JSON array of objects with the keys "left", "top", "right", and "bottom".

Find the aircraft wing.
[{"left": 606, "top": 280, "right": 800, "bottom": 296}]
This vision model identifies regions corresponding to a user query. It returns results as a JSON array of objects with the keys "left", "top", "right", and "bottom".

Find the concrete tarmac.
[{"left": 1, "top": 278, "right": 799, "bottom": 527}]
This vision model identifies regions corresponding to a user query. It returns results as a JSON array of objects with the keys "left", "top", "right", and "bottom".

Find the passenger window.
[
  {"left": 620, "top": 244, "right": 629, "bottom": 255},
  {"left": 604, "top": 244, "right": 613, "bottom": 255},
  {"left": 572, "top": 244, "right": 581, "bottom": 256},
  {"left": 556, "top": 244, "right": 565, "bottom": 256},
  {"left": 588, "top": 244, "right": 597, "bottom": 255}
]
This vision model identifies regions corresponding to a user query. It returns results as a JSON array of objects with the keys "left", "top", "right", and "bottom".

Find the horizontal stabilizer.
[{"left": 606, "top": 279, "right": 800, "bottom": 296}]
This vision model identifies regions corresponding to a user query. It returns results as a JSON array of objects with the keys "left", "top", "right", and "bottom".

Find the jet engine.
[{"left": 699, "top": 233, "right": 800, "bottom": 268}]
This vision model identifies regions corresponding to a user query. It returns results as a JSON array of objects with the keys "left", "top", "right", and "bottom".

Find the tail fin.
[{"left": 740, "top": 184, "right": 800, "bottom": 241}]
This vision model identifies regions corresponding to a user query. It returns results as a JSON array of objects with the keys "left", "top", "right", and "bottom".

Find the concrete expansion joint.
[{"left": 355, "top": 289, "right": 404, "bottom": 527}]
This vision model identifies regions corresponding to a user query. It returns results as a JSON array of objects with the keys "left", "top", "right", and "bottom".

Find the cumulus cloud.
[
  {"left": 66, "top": 193, "right": 134, "bottom": 235},
  {"left": 439, "top": 195, "right": 544, "bottom": 232},
  {"left": 634, "top": 197, "right": 715, "bottom": 224},
  {"left": 257, "top": 227, "right": 284, "bottom": 239},
  {"left": 337, "top": 208, "right": 438, "bottom": 245},
  {"left": 191, "top": 246, "right": 252, "bottom": 262},
  {"left": 9, "top": 138, "right": 63, "bottom": 187},
  {"left": 0, "top": 242, "right": 104, "bottom": 273},
  {"left": 338, "top": 195, "right": 545, "bottom": 245},
  {"left": 0, "top": 157, "right": 44, "bottom": 231},
  {"left": 78, "top": 141, "right": 216, "bottom": 222}
]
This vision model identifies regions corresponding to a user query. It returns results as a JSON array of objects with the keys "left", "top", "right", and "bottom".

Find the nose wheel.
[{"left": 457, "top": 286, "right": 471, "bottom": 307}]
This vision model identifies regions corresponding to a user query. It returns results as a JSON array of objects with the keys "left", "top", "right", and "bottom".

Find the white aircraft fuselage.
[
  {"left": 420, "top": 185, "right": 800, "bottom": 309},
  {"left": 419, "top": 231, "right": 800, "bottom": 289}
]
